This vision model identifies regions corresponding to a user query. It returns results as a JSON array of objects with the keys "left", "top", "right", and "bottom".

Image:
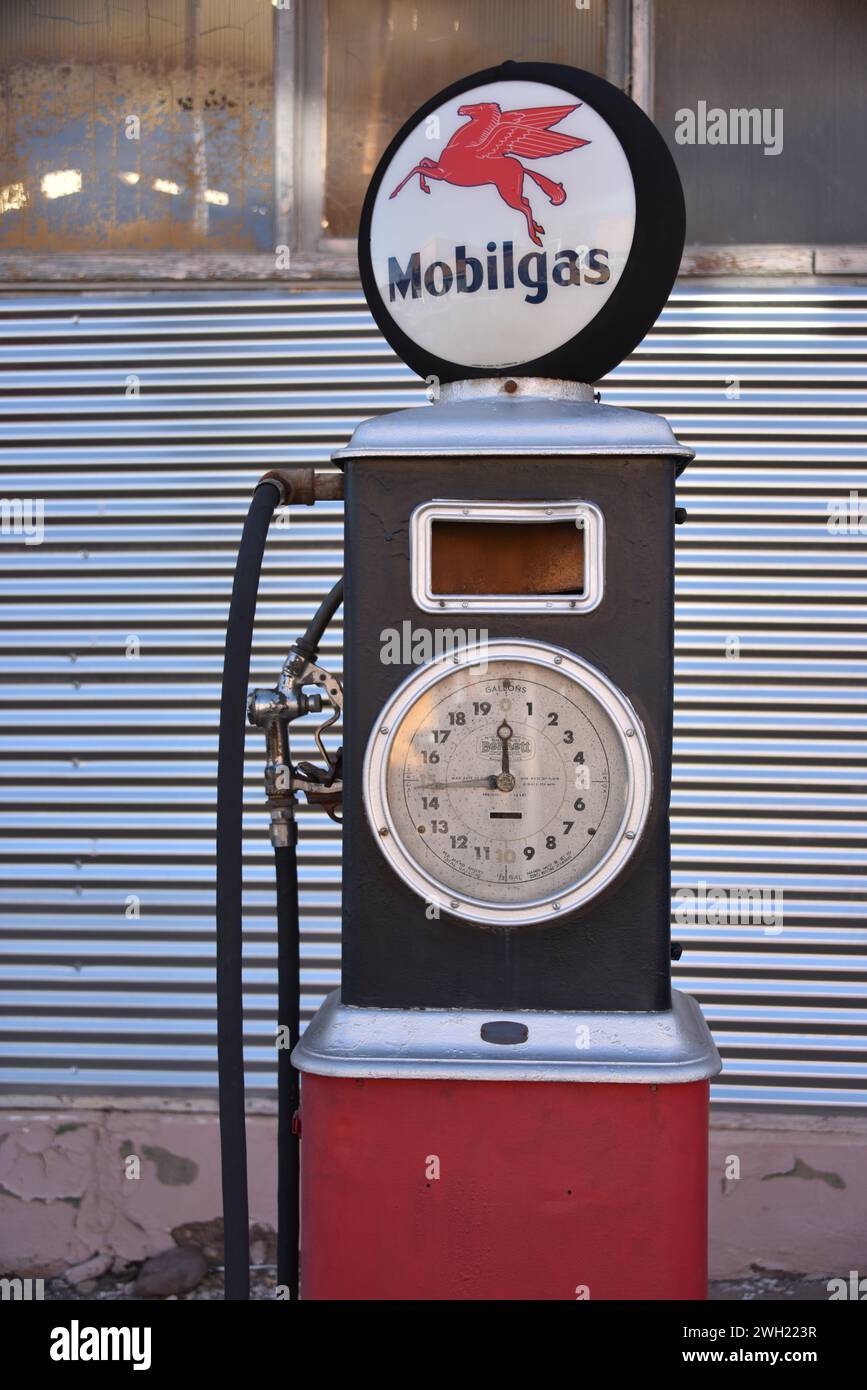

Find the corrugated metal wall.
[{"left": 0, "top": 285, "right": 864, "bottom": 1106}]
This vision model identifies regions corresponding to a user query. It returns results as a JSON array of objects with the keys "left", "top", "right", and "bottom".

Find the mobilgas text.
[{"left": 388, "top": 240, "right": 610, "bottom": 306}]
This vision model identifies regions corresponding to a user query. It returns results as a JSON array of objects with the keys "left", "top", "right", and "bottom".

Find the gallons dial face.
[{"left": 363, "top": 641, "right": 652, "bottom": 926}]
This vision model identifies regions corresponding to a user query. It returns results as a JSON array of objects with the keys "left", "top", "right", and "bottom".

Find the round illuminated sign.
[{"left": 359, "top": 61, "right": 685, "bottom": 384}]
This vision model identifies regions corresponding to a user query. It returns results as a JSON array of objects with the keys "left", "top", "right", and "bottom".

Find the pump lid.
[
  {"left": 333, "top": 390, "right": 694, "bottom": 470},
  {"left": 293, "top": 989, "right": 721, "bottom": 1084},
  {"left": 359, "top": 60, "right": 685, "bottom": 385}
]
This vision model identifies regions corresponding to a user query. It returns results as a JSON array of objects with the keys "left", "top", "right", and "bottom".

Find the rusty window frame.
[{"left": 0, "top": 0, "right": 863, "bottom": 283}]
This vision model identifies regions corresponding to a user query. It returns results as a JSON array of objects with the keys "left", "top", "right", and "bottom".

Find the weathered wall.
[
  {"left": 0, "top": 1101, "right": 276, "bottom": 1281},
  {"left": 1, "top": 1102, "right": 864, "bottom": 1284},
  {"left": 709, "top": 1112, "right": 867, "bottom": 1281},
  {"left": 1, "top": 286, "right": 864, "bottom": 1112}
]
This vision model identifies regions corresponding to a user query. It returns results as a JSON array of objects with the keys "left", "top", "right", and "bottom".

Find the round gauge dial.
[{"left": 364, "top": 640, "right": 651, "bottom": 926}]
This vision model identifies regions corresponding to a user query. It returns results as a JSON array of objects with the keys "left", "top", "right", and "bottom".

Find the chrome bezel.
[
  {"left": 362, "top": 639, "right": 652, "bottom": 927},
  {"left": 410, "top": 498, "right": 605, "bottom": 614}
]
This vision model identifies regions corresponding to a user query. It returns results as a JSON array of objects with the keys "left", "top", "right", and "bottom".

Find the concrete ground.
[
  {"left": 710, "top": 1275, "right": 833, "bottom": 1301},
  {"left": 42, "top": 1270, "right": 833, "bottom": 1301}
]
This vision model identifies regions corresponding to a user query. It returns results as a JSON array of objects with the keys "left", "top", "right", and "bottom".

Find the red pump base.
[{"left": 299, "top": 1073, "right": 710, "bottom": 1301}]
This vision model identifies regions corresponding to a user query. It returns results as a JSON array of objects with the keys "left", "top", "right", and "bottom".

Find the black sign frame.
[{"left": 358, "top": 60, "right": 685, "bottom": 385}]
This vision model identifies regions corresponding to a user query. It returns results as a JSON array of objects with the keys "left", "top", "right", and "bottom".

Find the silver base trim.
[
  {"left": 436, "top": 377, "right": 595, "bottom": 404},
  {"left": 292, "top": 989, "right": 721, "bottom": 1084}
]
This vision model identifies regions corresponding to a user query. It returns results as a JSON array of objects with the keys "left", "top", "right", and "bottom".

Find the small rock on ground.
[
  {"left": 64, "top": 1252, "right": 113, "bottom": 1286},
  {"left": 133, "top": 1246, "right": 208, "bottom": 1298}
]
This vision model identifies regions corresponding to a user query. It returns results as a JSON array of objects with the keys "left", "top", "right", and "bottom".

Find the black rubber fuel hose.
[
  {"left": 216, "top": 479, "right": 282, "bottom": 1301},
  {"left": 292, "top": 577, "right": 344, "bottom": 662}
]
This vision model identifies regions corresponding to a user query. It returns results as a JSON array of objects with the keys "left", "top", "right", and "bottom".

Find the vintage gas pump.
[{"left": 216, "top": 61, "right": 720, "bottom": 1301}]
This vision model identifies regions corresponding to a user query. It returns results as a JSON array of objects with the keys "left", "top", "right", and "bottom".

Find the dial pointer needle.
[
  {"left": 495, "top": 722, "right": 516, "bottom": 792},
  {"left": 497, "top": 721, "right": 512, "bottom": 776}
]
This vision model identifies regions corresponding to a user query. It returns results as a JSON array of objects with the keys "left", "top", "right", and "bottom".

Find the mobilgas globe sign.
[
  {"left": 374, "top": 82, "right": 632, "bottom": 366},
  {"left": 359, "top": 61, "right": 685, "bottom": 385}
]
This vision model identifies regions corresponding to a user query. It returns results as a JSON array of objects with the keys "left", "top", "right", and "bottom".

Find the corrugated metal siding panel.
[{"left": 0, "top": 285, "right": 864, "bottom": 1105}]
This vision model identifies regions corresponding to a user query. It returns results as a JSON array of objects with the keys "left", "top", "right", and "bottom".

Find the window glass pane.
[
  {"left": 0, "top": 0, "right": 273, "bottom": 252},
  {"left": 654, "top": 0, "right": 866, "bottom": 245},
  {"left": 324, "top": 0, "right": 607, "bottom": 239}
]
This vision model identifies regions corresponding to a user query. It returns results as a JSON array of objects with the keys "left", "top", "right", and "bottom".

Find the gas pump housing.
[
  {"left": 293, "top": 382, "right": 720, "bottom": 1302},
  {"left": 337, "top": 383, "right": 692, "bottom": 1012}
]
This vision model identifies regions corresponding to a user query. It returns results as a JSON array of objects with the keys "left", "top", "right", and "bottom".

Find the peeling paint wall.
[
  {"left": 709, "top": 1114, "right": 867, "bottom": 1280},
  {"left": 1, "top": 1105, "right": 865, "bottom": 1281},
  {"left": 0, "top": 1106, "right": 276, "bottom": 1279}
]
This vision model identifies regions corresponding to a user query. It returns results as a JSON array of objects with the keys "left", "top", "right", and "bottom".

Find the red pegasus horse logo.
[{"left": 389, "top": 102, "right": 590, "bottom": 247}]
